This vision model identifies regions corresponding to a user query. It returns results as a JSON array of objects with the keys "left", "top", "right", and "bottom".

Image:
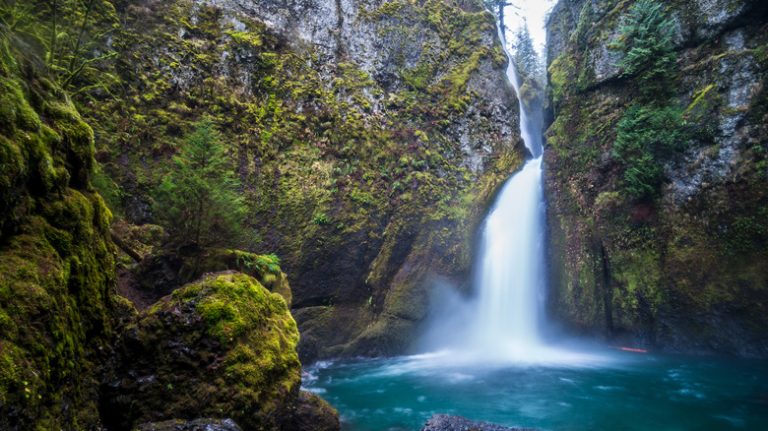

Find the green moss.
[
  {"left": 548, "top": 54, "right": 575, "bottom": 107},
  {"left": 179, "top": 273, "right": 292, "bottom": 344},
  {"left": 610, "top": 249, "right": 663, "bottom": 325},
  {"left": 0, "top": 42, "right": 116, "bottom": 429},
  {"left": 111, "top": 273, "right": 301, "bottom": 430},
  {"left": 685, "top": 84, "right": 717, "bottom": 114}
]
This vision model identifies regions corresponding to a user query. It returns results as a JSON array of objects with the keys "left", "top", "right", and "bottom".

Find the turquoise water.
[{"left": 303, "top": 349, "right": 768, "bottom": 431}]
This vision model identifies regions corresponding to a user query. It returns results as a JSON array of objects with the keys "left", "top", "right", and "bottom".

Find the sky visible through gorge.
[{"left": 502, "top": 0, "right": 558, "bottom": 58}]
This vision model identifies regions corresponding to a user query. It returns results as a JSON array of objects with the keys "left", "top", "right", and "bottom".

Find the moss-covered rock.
[
  {"left": 544, "top": 0, "right": 768, "bottom": 356},
  {"left": 101, "top": 272, "right": 306, "bottom": 430},
  {"left": 282, "top": 391, "right": 340, "bottom": 431},
  {"left": 0, "top": 33, "right": 126, "bottom": 428}
]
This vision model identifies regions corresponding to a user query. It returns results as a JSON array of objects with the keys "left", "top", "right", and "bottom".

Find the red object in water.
[{"left": 619, "top": 347, "right": 648, "bottom": 353}]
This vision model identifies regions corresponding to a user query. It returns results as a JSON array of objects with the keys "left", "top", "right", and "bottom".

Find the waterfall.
[
  {"left": 471, "top": 156, "right": 545, "bottom": 355},
  {"left": 419, "top": 1, "right": 602, "bottom": 364},
  {"left": 468, "top": 7, "right": 547, "bottom": 358}
]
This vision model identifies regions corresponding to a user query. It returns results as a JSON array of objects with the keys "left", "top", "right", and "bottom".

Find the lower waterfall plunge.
[
  {"left": 468, "top": 16, "right": 548, "bottom": 355},
  {"left": 470, "top": 156, "right": 546, "bottom": 357}
]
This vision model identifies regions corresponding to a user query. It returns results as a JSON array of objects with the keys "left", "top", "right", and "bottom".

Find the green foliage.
[
  {"left": 610, "top": 1, "right": 686, "bottom": 200},
  {"left": 153, "top": 119, "right": 247, "bottom": 248},
  {"left": 613, "top": 104, "right": 689, "bottom": 200},
  {"left": 614, "top": 0, "right": 676, "bottom": 96},
  {"left": 312, "top": 211, "right": 331, "bottom": 225}
]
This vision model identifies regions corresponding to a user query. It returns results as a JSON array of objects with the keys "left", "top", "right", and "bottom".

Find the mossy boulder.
[
  {"left": 282, "top": 391, "right": 340, "bottom": 431},
  {"left": 101, "top": 272, "right": 307, "bottom": 430}
]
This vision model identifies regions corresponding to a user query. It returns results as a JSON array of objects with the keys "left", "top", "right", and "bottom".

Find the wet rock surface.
[
  {"left": 135, "top": 418, "right": 243, "bottom": 431},
  {"left": 421, "top": 414, "right": 535, "bottom": 431}
]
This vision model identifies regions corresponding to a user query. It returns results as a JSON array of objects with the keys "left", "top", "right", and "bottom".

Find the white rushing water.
[{"left": 470, "top": 156, "right": 546, "bottom": 357}]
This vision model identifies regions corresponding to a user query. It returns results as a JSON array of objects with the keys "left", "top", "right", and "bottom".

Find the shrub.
[
  {"left": 153, "top": 119, "right": 248, "bottom": 248},
  {"left": 612, "top": 104, "right": 689, "bottom": 200}
]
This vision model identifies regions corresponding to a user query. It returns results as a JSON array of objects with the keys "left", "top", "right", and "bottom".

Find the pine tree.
[
  {"left": 513, "top": 23, "right": 543, "bottom": 84},
  {"left": 154, "top": 119, "right": 248, "bottom": 248},
  {"left": 484, "top": 1, "right": 519, "bottom": 35}
]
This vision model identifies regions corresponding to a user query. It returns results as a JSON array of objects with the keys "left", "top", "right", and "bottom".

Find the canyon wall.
[{"left": 545, "top": 0, "right": 768, "bottom": 356}]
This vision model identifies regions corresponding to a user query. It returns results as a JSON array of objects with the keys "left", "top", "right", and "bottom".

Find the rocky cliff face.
[
  {"left": 545, "top": 0, "right": 768, "bottom": 356},
  {"left": 85, "top": 0, "right": 523, "bottom": 361}
]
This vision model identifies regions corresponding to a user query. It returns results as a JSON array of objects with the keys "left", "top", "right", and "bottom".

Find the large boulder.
[
  {"left": 101, "top": 272, "right": 305, "bottom": 430},
  {"left": 282, "top": 391, "right": 340, "bottom": 431}
]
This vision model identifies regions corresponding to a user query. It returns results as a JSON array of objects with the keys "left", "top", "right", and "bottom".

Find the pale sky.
[{"left": 502, "top": 0, "right": 559, "bottom": 59}]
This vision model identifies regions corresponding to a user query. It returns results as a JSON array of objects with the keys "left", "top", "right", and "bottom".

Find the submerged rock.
[
  {"left": 101, "top": 272, "right": 307, "bottom": 430},
  {"left": 421, "top": 414, "right": 535, "bottom": 431},
  {"left": 135, "top": 418, "right": 242, "bottom": 431},
  {"left": 282, "top": 390, "right": 340, "bottom": 431}
]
